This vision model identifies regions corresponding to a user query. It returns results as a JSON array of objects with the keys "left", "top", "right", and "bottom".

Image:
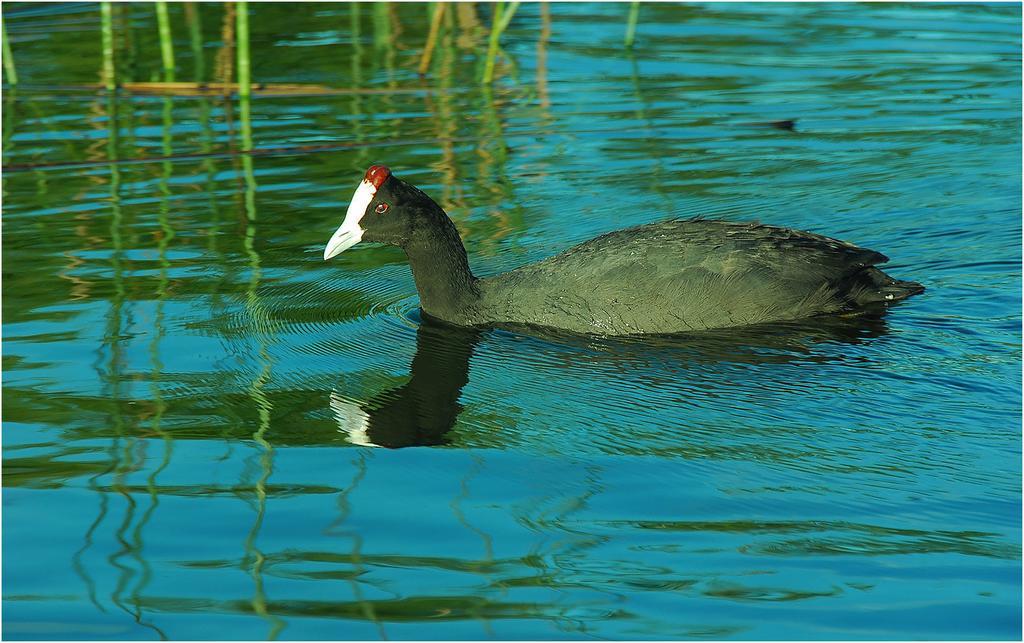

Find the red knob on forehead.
[{"left": 365, "top": 165, "right": 391, "bottom": 189}]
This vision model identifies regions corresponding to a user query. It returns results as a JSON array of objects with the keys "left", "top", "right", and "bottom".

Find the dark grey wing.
[{"left": 479, "top": 219, "right": 896, "bottom": 333}]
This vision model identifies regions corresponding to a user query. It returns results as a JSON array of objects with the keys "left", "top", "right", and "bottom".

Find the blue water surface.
[{"left": 2, "top": 2, "right": 1021, "bottom": 640}]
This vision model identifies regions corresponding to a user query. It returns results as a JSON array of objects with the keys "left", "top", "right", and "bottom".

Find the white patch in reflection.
[{"left": 330, "top": 391, "right": 378, "bottom": 447}]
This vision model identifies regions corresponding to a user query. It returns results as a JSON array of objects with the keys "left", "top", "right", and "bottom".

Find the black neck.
[{"left": 403, "top": 212, "right": 480, "bottom": 320}]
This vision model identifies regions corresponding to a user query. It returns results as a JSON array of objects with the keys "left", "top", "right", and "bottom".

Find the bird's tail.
[{"left": 849, "top": 267, "right": 925, "bottom": 305}]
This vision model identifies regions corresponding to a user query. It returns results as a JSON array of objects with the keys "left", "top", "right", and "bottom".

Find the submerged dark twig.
[
  {"left": 4, "top": 119, "right": 793, "bottom": 174},
  {"left": 6, "top": 82, "right": 436, "bottom": 96},
  {"left": 3, "top": 136, "right": 482, "bottom": 173}
]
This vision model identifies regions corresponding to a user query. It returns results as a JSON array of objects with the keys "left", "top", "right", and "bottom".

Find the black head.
[{"left": 323, "top": 166, "right": 444, "bottom": 259}]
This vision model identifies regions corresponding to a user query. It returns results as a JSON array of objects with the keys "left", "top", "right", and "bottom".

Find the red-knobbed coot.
[{"left": 324, "top": 166, "right": 924, "bottom": 335}]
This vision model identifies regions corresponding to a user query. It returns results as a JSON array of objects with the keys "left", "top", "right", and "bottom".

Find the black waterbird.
[{"left": 324, "top": 166, "right": 924, "bottom": 336}]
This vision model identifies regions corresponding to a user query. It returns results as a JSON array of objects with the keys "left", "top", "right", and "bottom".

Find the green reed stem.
[
  {"left": 236, "top": 1, "right": 252, "bottom": 151},
  {"left": 184, "top": 2, "right": 205, "bottom": 83},
  {"left": 372, "top": 2, "right": 391, "bottom": 50},
  {"left": 418, "top": 2, "right": 447, "bottom": 76},
  {"left": 482, "top": 0, "right": 518, "bottom": 84},
  {"left": 2, "top": 14, "right": 17, "bottom": 85},
  {"left": 100, "top": 2, "right": 115, "bottom": 90},
  {"left": 482, "top": 2, "right": 503, "bottom": 84},
  {"left": 495, "top": 0, "right": 519, "bottom": 34},
  {"left": 116, "top": 4, "right": 136, "bottom": 86},
  {"left": 237, "top": 1, "right": 251, "bottom": 97},
  {"left": 155, "top": 1, "right": 175, "bottom": 82},
  {"left": 624, "top": 1, "right": 640, "bottom": 49}
]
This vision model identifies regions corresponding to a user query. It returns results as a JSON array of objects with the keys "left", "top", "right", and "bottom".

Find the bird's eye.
[{"left": 375, "top": 203, "right": 389, "bottom": 215}]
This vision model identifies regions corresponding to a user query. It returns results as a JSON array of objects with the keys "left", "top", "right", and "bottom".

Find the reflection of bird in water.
[
  {"left": 332, "top": 318, "right": 482, "bottom": 448},
  {"left": 331, "top": 309, "right": 898, "bottom": 449},
  {"left": 540, "top": 308, "right": 896, "bottom": 366}
]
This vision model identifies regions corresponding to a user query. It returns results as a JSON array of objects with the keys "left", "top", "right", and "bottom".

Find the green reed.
[
  {"left": 184, "top": 2, "right": 205, "bottom": 82},
  {"left": 625, "top": 1, "right": 640, "bottom": 48},
  {"left": 101, "top": 2, "right": 116, "bottom": 89},
  {"left": 155, "top": 1, "right": 175, "bottom": 81},
  {"left": 2, "top": 13, "right": 17, "bottom": 85},
  {"left": 419, "top": 2, "right": 447, "bottom": 76},
  {"left": 236, "top": 0, "right": 253, "bottom": 154},
  {"left": 482, "top": 1, "right": 519, "bottom": 84}
]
